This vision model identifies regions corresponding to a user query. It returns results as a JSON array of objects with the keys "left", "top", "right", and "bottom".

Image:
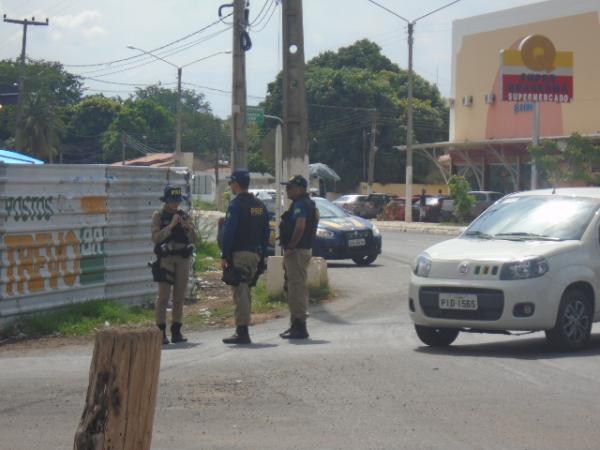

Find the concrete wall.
[{"left": 358, "top": 183, "right": 450, "bottom": 196}]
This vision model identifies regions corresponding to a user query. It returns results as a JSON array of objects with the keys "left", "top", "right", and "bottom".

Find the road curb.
[{"left": 372, "top": 221, "right": 465, "bottom": 236}]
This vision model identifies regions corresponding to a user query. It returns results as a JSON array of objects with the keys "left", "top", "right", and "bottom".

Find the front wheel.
[
  {"left": 545, "top": 289, "right": 592, "bottom": 351},
  {"left": 352, "top": 254, "right": 377, "bottom": 266},
  {"left": 415, "top": 325, "right": 459, "bottom": 347}
]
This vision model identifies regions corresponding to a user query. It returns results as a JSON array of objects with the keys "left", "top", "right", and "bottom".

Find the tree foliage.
[
  {"left": 529, "top": 133, "right": 600, "bottom": 186},
  {"left": 262, "top": 39, "right": 448, "bottom": 191},
  {"left": 448, "top": 175, "right": 474, "bottom": 223}
]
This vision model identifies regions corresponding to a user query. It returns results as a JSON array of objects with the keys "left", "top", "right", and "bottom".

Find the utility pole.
[
  {"left": 282, "top": 0, "right": 309, "bottom": 182},
  {"left": 405, "top": 22, "right": 414, "bottom": 222},
  {"left": 175, "top": 67, "right": 183, "bottom": 166},
  {"left": 121, "top": 131, "right": 127, "bottom": 165},
  {"left": 367, "top": 113, "right": 377, "bottom": 195},
  {"left": 3, "top": 15, "right": 49, "bottom": 152},
  {"left": 231, "top": 0, "right": 249, "bottom": 170},
  {"left": 362, "top": 129, "right": 368, "bottom": 182},
  {"left": 367, "top": 0, "right": 461, "bottom": 221}
]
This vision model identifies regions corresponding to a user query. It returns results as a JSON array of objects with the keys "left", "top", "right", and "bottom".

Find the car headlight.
[
  {"left": 372, "top": 226, "right": 381, "bottom": 237},
  {"left": 500, "top": 257, "right": 549, "bottom": 280},
  {"left": 414, "top": 254, "right": 432, "bottom": 278},
  {"left": 316, "top": 227, "right": 335, "bottom": 239}
]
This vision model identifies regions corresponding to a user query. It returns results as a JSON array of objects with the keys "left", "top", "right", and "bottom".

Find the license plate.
[
  {"left": 348, "top": 238, "right": 366, "bottom": 248},
  {"left": 439, "top": 293, "right": 478, "bottom": 310}
]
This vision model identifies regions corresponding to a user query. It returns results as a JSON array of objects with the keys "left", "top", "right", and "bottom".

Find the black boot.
[
  {"left": 158, "top": 324, "right": 170, "bottom": 345},
  {"left": 222, "top": 325, "right": 251, "bottom": 345},
  {"left": 170, "top": 322, "right": 187, "bottom": 343},
  {"left": 280, "top": 319, "right": 309, "bottom": 340}
]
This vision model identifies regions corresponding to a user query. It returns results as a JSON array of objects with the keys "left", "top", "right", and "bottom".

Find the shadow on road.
[
  {"left": 414, "top": 334, "right": 600, "bottom": 360},
  {"left": 287, "top": 339, "right": 330, "bottom": 346},
  {"left": 162, "top": 342, "right": 202, "bottom": 351},
  {"left": 227, "top": 343, "right": 279, "bottom": 349},
  {"left": 327, "top": 262, "right": 383, "bottom": 269}
]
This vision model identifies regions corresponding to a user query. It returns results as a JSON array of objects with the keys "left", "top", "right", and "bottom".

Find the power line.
[
  {"left": 251, "top": 1, "right": 279, "bottom": 33},
  {"left": 63, "top": 15, "right": 232, "bottom": 68}
]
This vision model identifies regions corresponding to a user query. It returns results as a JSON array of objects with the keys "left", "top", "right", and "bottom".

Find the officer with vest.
[
  {"left": 221, "top": 169, "right": 270, "bottom": 345},
  {"left": 279, "top": 175, "right": 318, "bottom": 339},
  {"left": 151, "top": 185, "right": 197, "bottom": 345}
]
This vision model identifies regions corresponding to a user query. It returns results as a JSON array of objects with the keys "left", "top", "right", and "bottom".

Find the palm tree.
[{"left": 21, "top": 92, "right": 63, "bottom": 162}]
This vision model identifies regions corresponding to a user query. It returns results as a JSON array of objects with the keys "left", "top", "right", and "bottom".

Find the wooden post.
[{"left": 74, "top": 328, "right": 162, "bottom": 450}]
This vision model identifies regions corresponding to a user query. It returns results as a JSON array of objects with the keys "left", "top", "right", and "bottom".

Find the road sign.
[
  {"left": 500, "top": 35, "right": 573, "bottom": 103},
  {"left": 246, "top": 106, "right": 264, "bottom": 125}
]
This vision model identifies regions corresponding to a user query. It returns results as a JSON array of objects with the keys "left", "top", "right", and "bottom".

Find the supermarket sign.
[{"left": 500, "top": 35, "right": 573, "bottom": 103}]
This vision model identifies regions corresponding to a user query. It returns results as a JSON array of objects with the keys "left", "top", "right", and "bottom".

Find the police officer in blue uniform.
[
  {"left": 221, "top": 169, "right": 270, "bottom": 345},
  {"left": 279, "top": 175, "right": 319, "bottom": 339}
]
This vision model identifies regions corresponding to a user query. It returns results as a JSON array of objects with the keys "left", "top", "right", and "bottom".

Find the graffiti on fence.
[
  {"left": 5, "top": 196, "right": 54, "bottom": 221},
  {"left": 2, "top": 226, "right": 106, "bottom": 297}
]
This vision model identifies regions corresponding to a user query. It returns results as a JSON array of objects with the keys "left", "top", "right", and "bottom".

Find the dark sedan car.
[{"left": 313, "top": 197, "right": 382, "bottom": 265}]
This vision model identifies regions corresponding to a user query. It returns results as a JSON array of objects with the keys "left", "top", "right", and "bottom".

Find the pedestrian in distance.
[
  {"left": 151, "top": 185, "right": 197, "bottom": 345},
  {"left": 221, "top": 169, "right": 270, "bottom": 345},
  {"left": 279, "top": 175, "right": 319, "bottom": 339},
  {"left": 419, "top": 188, "right": 427, "bottom": 222}
]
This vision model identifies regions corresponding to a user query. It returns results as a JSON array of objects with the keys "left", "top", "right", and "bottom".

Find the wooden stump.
[{"left": 74, "top": 327, "right": 162, "bottom": 450}]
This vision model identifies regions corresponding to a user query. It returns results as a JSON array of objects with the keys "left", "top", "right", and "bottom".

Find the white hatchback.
[{"left": 409, "top": 188, "right": 600, "bottom": 351}]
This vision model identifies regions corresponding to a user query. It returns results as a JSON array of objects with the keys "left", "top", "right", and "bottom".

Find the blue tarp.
[{"left": 0, "top": 149, "right": 44, "bottom": 164}]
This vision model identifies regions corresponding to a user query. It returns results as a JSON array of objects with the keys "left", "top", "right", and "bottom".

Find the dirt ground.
[{"left": 0, "top": 271, "right": 284, "bottom": 355}]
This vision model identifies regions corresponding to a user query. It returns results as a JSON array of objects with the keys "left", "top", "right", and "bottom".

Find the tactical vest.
[
  {"left": 159, "top": 209, "right": 189, "bottom": 245},
  {"left": 282, "top": 194, "right": 318, "bottom": 249},
  {"left": 233, "top": 193, "right": 267, "bottom": 253}
]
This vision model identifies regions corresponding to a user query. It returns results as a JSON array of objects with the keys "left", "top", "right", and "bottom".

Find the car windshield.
[
  {"left": 315, "top": 198, "right": 348, "bottom": 218},
  {"left": 465, "top": 195, "right": 600, "bottom": 241}
]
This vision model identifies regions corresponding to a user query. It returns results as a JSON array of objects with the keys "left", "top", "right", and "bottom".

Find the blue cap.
[
  {"left": 228, "top": 169, "right": 250, "bottom": 186},
  {"left": 281, "top": 174, "right": 308, "bottom": 189}
]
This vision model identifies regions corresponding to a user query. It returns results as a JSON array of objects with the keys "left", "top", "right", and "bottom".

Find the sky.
[{"left": 0, "top": 0, "right": 542, "bottom": 117}]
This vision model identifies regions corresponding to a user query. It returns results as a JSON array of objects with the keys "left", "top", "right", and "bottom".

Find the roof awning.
[
  {"left": 393, "top": 132, "right": 600, "bottom": 152},
  {"left": 0, "top": 149, "right": 44, "bottom": 164}
]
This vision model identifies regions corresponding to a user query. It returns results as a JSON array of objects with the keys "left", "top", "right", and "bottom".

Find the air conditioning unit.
[
  {"left": 462, "top": 95, "right": 473, "bottom": 107},
  {"left": 484, "top": 93, "right": 496, "bottom": 104}
]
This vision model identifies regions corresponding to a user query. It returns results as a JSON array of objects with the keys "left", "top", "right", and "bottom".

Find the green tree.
[
  {"left": 448, "top": 175, "right": 474, "bottom": 223},
  {"left": 262, "top": 40, "right": 448, "bottom": 191},
  {"left": 0, "top": 59, "right": 82, "bottom": 158},
  {"left": 63, "top": 95, "right": 121, "bottom": 163},
  {"left": 529, "top": 133, "right": 600, "bottom": 186}
]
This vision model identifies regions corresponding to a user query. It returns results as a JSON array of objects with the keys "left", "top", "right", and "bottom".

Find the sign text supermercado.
[{"left": 500, "top": 35, "right": 573, "bottom": 103}]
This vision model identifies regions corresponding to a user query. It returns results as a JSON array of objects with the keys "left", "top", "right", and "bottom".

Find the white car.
[{"left": 409, "top": 188, "right": 600, "bottom": 351}]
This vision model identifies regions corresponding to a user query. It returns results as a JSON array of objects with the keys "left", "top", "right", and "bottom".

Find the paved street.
[{"left": 2, "top": 231, "right": 600, "bottom": 449}]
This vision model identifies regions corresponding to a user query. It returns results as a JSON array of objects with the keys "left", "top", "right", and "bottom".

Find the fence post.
[{"left": 74, "top": 327, "right": 162, "bottom": 450}]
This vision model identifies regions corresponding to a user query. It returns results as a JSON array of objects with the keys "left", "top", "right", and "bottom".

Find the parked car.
[
  {"left": 409, "top": 187, "right": 600, "bottom": 351},
  {"left": 333, "top": 194, "right": 379, "bottom": 219},
  {"left": 313, "top": 197, "right": 382, "bottom": 265}
]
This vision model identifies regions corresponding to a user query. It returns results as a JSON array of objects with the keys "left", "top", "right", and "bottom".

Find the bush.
[{"left": 448, "top": 175, "right": 474, "bottom": 223}]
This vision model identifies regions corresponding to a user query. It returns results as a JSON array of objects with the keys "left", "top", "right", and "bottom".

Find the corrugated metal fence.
[{"left": 0, "top": 164, "right": 191, "bottom": 318}]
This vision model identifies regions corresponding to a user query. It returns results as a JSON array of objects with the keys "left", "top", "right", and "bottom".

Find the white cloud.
[{"left": 53, "top": 10, "right": 102, "bottom": 29}]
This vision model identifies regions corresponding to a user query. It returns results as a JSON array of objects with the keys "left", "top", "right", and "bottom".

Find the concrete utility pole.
[
  {"left": 367, "top": 113, "right": 378, "bottom": 195},
  {"left": 406, "top": 22, "right": 414, "bottom": 221},
  {"left": 367, "top": 0, "right": 461, "bottom": 221},
  {"left": 282, "top": 0, "right": 309, "bottom": 182},
  {"left": 127, "top": 46, "right": 230, "bottom": 167},
  {"left": 362, "top": 129, "right": 368, "bottom": 182},
  {"left": 231, "top": 0, "right": 249, "bottom": 170},
  {"left": 3, "top": 15, "right": 49, "bottom": 151}
]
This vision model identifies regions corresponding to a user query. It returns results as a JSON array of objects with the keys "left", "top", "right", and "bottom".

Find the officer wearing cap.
[
  {"left": 279, "top": 175, "right": 319, "bottom": 339},
  {"left": 151, "top": 185, "right": 197, "bottom": 345},
  {"left": 221, "top": 169, "right": 270, "bottom": 345}
]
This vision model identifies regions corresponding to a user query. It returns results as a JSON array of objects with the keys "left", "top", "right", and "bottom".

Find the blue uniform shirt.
[{"left": 221, "top": 194, "right": 270, "bottom": 260}]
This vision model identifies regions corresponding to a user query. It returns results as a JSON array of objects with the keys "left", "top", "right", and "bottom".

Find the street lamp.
[
  {"left": 126, "top": 46, "right": 231, "bottom": 166},
  {"left": 368, "top": 0, "right": 461, "bottom": 222}
]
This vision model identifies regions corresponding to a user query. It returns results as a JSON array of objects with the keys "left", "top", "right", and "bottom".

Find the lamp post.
[
  {"left": 368, "top": 0, "right": 461, "bottom": 222},
  {"left": 126, "top": 46, "right": 231, "bottom": 166}
]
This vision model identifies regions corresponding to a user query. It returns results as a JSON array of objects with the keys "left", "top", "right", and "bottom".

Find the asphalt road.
[{"left": 2, "top": 231, "right": 600, "bottom": 450}]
